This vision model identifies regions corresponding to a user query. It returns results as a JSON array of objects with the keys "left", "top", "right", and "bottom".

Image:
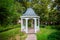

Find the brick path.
[
  {"left": 25, "top": 28, "right": 37, "bottom": 40},
  {"left": 26, "top": 34, "right": 36, "bottom": 40}
]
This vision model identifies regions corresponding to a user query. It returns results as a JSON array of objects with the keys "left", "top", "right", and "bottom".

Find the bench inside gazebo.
[{"left": 21, "top": 8, "right": 40, "bottom": 33}]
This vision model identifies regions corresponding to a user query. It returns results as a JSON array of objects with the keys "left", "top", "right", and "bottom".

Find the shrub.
[
  {"left": 0, "top": 24, "right": 20, "bottom": 32},
  {"left": 48, "top": 31, "right": 60, "bottom": 40}
]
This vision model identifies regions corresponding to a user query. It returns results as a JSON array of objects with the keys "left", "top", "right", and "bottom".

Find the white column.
[
  {"left": 34, "top": 18, "right": 37, "bottom": 33},
  {"left": 21, "top": 18, "right": 23, "bottom": 31},
  {"left": 38, "top": 18, "right": 40, "bottom": 30},
  {"left": 25, "top": 18, "right": 29, "bottom": 33}
]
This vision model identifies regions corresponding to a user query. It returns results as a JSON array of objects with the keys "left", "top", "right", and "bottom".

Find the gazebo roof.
[
  {"left": 23, "top": 8, "right": 38, "bottom": 16},
  {"left": 21, "top": 8, "right": 39, "bottom": 18}
]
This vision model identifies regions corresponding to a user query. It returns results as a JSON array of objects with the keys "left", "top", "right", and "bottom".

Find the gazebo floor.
[{"left": 28, "top": 28, "right": 35, "bottom": 34}]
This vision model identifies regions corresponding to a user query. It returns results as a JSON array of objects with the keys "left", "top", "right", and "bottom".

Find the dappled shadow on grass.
[
  {"left": 48, "top": 31, "right": 60, "bottom": 40},
  {"left": 20, "top": 32, "right": 27, "bottom": 40}
]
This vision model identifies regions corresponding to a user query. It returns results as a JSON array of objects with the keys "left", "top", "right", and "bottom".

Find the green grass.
[
  {"left": 0, "top": 24, "right": 20, "bottom": 32},
  {"left": 0, "top": 28, "right": 20, "bottom": 40},
  {"left": 20, "top": 32, "right": 27, "bottom": 40},
  {"left": 20, "top": 28, "right": 27, "bottom": 40},
  {"left": 36, "top": 28, "right": 57, "bottom": 40},
  {"left": 0, "top": 27, "right": 27, "bottom": 40}
]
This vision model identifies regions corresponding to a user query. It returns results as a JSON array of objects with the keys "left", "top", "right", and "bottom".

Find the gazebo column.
[
  {"left": 38, "top": 18, "right": 40, "bottom": 30},
  {"left": 34, "top": 18, "right": 37, "bottom": 33},
  {"left": 25, "top": 18, "right": 29, "bottom": 33},
  {"left": 21, "top": 18, "right": 24, "bottom": 31}
]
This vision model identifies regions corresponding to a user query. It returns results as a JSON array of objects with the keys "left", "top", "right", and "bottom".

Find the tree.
[
  {"left": 0, "top": 0, "right": 20, "bottom": 26},
  {"left": 16, "top": 0, "right": 58, "bottom": 25},
  {"left": 32, "top": 0, "right": 57, "bottom": 24}
]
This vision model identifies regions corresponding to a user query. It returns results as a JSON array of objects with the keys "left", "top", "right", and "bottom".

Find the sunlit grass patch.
[{"left": 0, "top": 28, "right": 20, "bottom": 40}]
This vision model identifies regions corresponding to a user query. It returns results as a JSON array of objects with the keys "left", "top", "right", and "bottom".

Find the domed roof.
[{"left": 22, "top": 8, "right": 38, "bottom": 16}]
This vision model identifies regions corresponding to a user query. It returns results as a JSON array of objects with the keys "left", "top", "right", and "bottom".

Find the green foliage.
[
  {"left": 19, "top": 0, "right": 58, "bottom": 25},
  {"left": 0, "top": 0, "right": 13, "bottom": 25},
  {"left": 55, "top": 0, "right": 60, "bottom": 4},
  {"left": 51, "top": 25, "right": 60, "bottom": 30},
  {"left": 48, "top": 31, "right": 60, "bottom": 40},
  {"left": 0, "top": 0, "right": 59, "bottom": 25},
  {"left": 40, "top": 25, "right": 60, "bottom": 30},
  {"left": 0, "top": 0, "right": 21, "bottom": 26},
  {"left": 33, "top": 0, "right": 58, "bottom": 24}
]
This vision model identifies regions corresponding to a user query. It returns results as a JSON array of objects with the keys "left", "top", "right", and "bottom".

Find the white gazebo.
[{"left": 21, "top": 8, "right": 40, "bottom": 33}]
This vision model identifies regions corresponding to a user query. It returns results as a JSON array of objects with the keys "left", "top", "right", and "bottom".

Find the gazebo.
[{"left": 21, "top": 8, "right": 40, "bottom": 33}]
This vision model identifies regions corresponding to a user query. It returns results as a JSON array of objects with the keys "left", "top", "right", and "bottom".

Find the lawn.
[
  {"left": 0, "top": 28, "right": 20, "bottom": 40},
  {"left": 0, "top": 24, "right": 27, "bottom": 40},
  {"left": 20, "top": 32, "right": 27, "bottom": 40},
  {"left": 36, "top": 26, "right": 60, "bottom": 40}
]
